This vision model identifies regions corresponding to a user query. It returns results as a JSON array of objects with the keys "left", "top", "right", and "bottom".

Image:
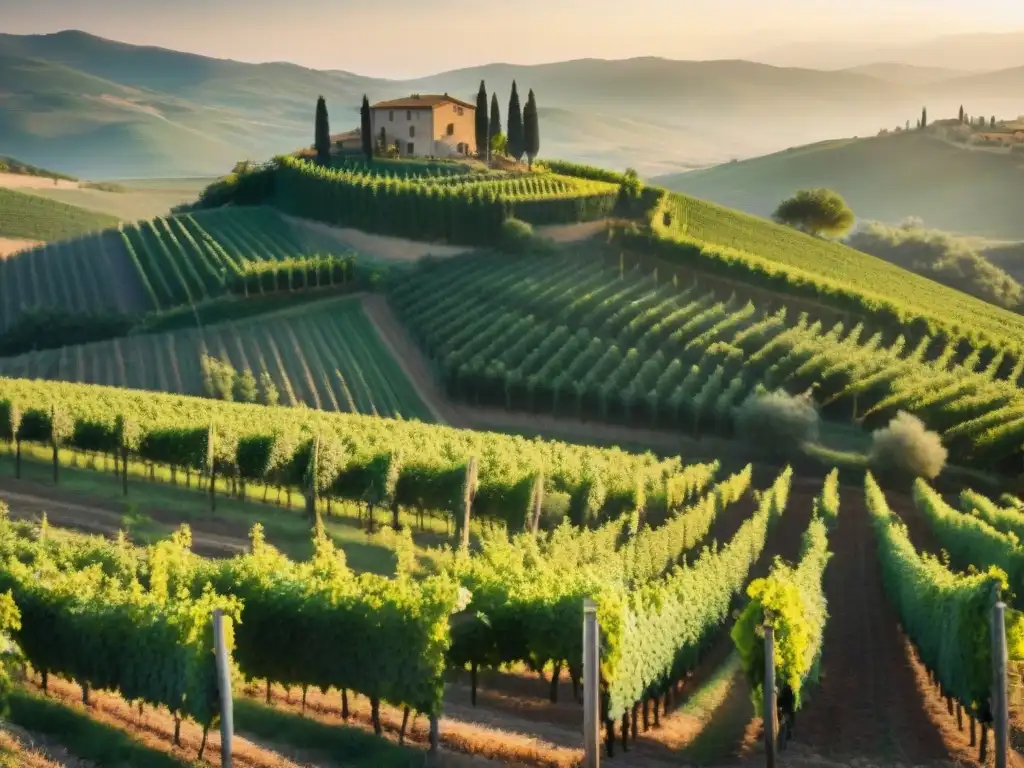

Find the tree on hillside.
[
  {"left": 315, "top": 95, "right": 331, "bottom": 165},
  {"left": 489, "top": 93, "right": 502, "bottom": 152},
  {"left": 920, "top": 106, "right": 927, "bottom": 129},
  {"left": 360, "top": 95, "right": 373, "bottom": 160},
  {"left": 772, "top": 188, "right": 855, "bottom": 239},
  {"left": 991, "top": 116, "right": 997, "bottom": 128},
  {"left": 507, "top": 81, "right": 525, "bottom": 162},
  {"left": 523, "top": 89, "right": 540, "bottom": 169},
  {"left": 959, "top": 105, "right": 964, "bottom": 123},
  {"left": 475, "top": 81, "right": 490, "bottom": 161}
]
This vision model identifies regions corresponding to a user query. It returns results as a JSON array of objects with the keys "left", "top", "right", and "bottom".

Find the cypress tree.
[
  {"left": 991, "top": 116, "right": 996, "bottom": 128},
  {"left": 507, "top": 80, "right": 525, "bottom": 162},
  {"left": 921, "top": 106, "right": 927, "bottom": 130},
  {"left": 315, "top": 95, "right": 331, "bottom": 165},
  {"left": 360, "top": 95, "right": 373, "bottom": 160},
  {"left": 475, "top": 81, "right": 489, "bottom": 160},
  {"left": 489, "top": 93, "right": 501, "bottom": 151},
  {"left": 523, "top": 89, "right": 540, "bottom": 169},
  {"left": 959, "top": 105, "right": 964, "bottom": 123}
]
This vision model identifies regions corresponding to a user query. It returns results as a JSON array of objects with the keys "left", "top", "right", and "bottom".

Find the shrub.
[
  {"left": 233, "top": 369, "right": 258, "bottom": 403},
  {"left": 498, "top": 217, "right": 540, "bottom": 254},
  {"left": 258, "top": 372, "right": 280, "bottom": 407},
  {"left": 183, "top": 160, "right": 277, "bottom": 211},
  {"left": 200, "top": 355, "right": 236, "bottom": 401},
  {"left": 869, "top": 411, "right": 947, "bottom": 480},
  {"left": 847, "top": 220, "right": 1022, "bottom": 310},
  {"left": 735, "top": 389, "right": 820, "bottom": 457}
]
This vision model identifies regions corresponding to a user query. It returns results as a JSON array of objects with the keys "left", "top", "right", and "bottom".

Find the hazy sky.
[{"left": 2, "top": 0, "right": 1024, "bottom": 77}]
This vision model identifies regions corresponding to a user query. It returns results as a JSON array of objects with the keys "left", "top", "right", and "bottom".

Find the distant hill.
[
  {"left": 840, "top": 63, "right": 969, "bottom": 86},
  {"left": 1, "top": 29, "right": 1002, "bottom": 180},
  {"left": 654, "top": 131, "right": 1024, "bottom": 240},
  {"left": 0, "top": 187, "right": 119, "bottom": 242},
  {"left": 753, "top": 30, "right": 1024, "bottom": 72},
  {"left": 929, "top": 65, "right": 1024, "bottom": 100}
]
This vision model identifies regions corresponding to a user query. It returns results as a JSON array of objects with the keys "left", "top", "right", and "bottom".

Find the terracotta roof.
[{"left": 371, "top": 94, "right": 475, "bottom": 111}]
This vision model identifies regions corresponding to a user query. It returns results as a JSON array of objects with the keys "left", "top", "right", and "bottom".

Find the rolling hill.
[
  {"left": 3, "top": 29, "right": 1014, "bottom": 179},
  {"left": 840, "top": 63, "right": 970, "bottom": 86},
  {"left": 0, "top": 187, "right": 119, "bottom": 242},
  {"left": 654, "top": 130, "right": 1024, "bottom": 240},
  {"left": 753, "top": 30, "right": 1024, "bottom": 72},
  {"left": 12, "top": 176, "right": 213, "bottom": 223}
]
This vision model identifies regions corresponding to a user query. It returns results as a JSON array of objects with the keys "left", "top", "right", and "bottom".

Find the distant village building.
[{"left": 370, "top": 94, "right": 476, "bottom": 158}]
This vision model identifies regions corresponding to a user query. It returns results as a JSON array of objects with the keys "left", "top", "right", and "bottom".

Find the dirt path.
[
  {"left": 362, "top": 293, "right": 747, "bottom": 457},
  {"left": 31, "top": 676, "right": 310, "bottom": 768},
  {"left": 0, "top": 479, "right": 248, "bottom": 558},
  {"left": 794, "top": 491, "right": 959, "bottom": 764},
  {"left": 0, "top": 172, "right": 78, "bottom": 190},
  {"left": 0, "top": 725, "right": 80, "bottom": 767},
  {"left": 282, "top": 215, "right": 472, "bottom": 262},
  {"left": 0, "top": 237, "right": 41, "bottom": 257},
  {"left": 535, "top": 220, "right": 610, "bottom": 243}
]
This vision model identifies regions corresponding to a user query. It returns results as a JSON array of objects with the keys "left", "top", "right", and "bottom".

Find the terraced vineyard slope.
[
  {"left": 390, "top": 251, "right": 1024, "bottom": 473},
  {"left": 0, "top": 296, "right": 431, "bottom": 421},
  {"left": 0, "top": 206, "right": 346, "bottom": 332},
  {"left": 274, "top": 156, "right": 620, "bottom": 245}
]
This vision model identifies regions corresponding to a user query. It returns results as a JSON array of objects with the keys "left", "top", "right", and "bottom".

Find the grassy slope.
[
  {"left": 0, "top": 187, "right": 119, "bottom": 241},
  {"left": 0, "top": 156, "right": 76, "bottom": 182},
  {"left": 15, "top": 181, "right": 206, "bottom": 223},
  {"left": 0, "top": 294, "right": 434, "bottom": 422},
  {"left": 656, "top": 131, "right": 1024, "bottom": 239}
]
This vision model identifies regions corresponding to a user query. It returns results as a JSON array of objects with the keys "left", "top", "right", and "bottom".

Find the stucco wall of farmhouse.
[{"left": 370, "top": 98, "right": 477, "bottom": 157}]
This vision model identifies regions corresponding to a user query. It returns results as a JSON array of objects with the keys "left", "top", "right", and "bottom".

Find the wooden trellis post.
[
  {"left": 583, "top": 598, "right": 600, "bottom": 768},
  {"left": 764, "top": 623, "right": 777, "bottom": 768},
  {"left": 993, "top": 599, "right": 1008, "bottom": 768},
  {"left": 213, "top": 609, "right": 233, "bottom": 767}
]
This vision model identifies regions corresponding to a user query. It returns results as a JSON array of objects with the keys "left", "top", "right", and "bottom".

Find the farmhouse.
[{"left": 370, "top": 94, "right": 476, "bottom": 158}]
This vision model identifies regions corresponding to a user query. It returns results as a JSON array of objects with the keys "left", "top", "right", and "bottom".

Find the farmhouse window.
[
  {"left": 406, "top": 142, "right": 414, "bottom": 155},
  {"left": 458, "top": 107, "right": 464, "bottom": 116},
  {"left": 446, "top": 123, "right": 454, "bottom": 136},
  {"left": 409, "top": 126, "right": 416, "bottom": 138},
  {"left": 406, "top": 110, "right": 412, "bottom": 120}
]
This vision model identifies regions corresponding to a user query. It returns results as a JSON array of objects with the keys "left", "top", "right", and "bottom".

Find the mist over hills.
[
  {"left": 2, "top": 29, "right": 1023, "bottom": 179},
  {"left": 753, "top": 31, "right": 1024, "bottom": 72}
]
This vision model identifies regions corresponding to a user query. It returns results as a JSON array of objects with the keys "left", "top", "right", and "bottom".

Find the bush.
[
  {"left": 498, "top": 217, "right": 540, "bottom": 253},
  {"left": 200, "top": 355, "right": 236, "bottom": 401},
  {"left": 182, "top": 160, "right": 277, "bottom": 211},
  {"left": 232, "top": 369, "right": 258, "bottom": 403},
  {"left": 735, "top": 389, "right": 820, "bottom": 457},
  {"left": 847, "top": 220, "right": 1022, "bottom": 310},
  {"left": 869, "top": 411, "right": 947, "bottom": 480}
]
